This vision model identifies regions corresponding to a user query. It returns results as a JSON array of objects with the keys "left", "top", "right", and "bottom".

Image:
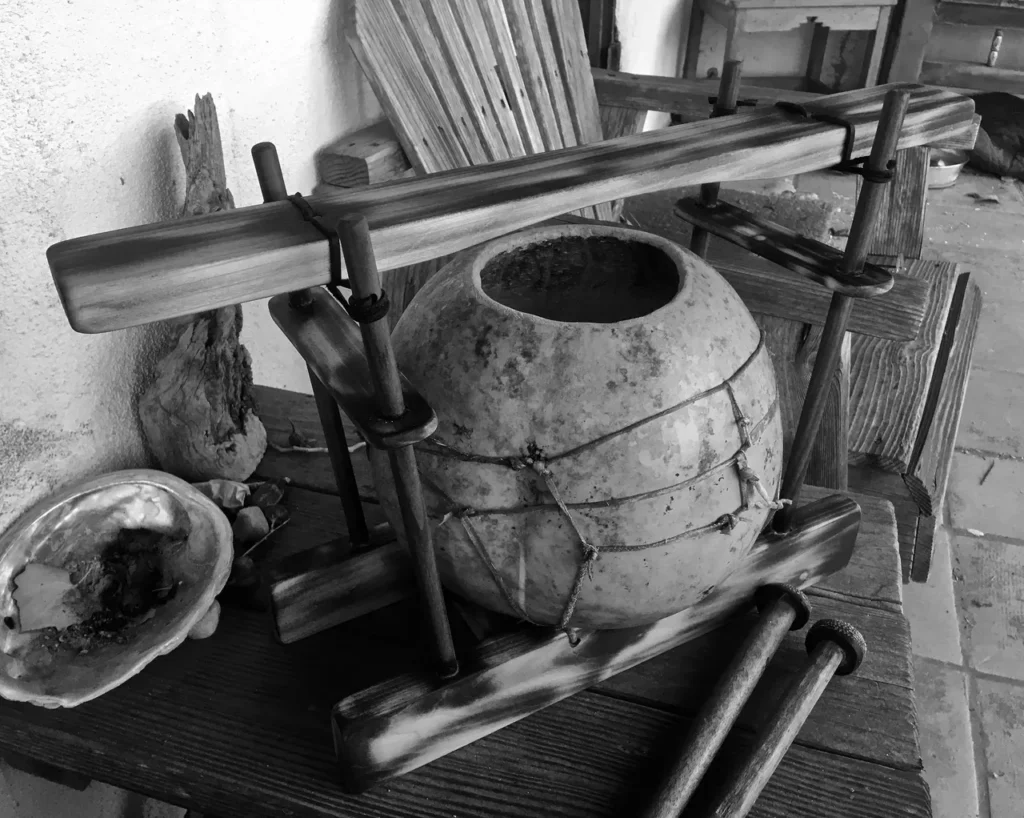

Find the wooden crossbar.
[{"left": 48, "top": 84, "right": 974, "bottom": 334}]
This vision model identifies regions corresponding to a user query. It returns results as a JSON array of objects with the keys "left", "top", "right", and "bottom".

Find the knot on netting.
[
  {"left": 715, "top": 512, "right": 740, "bottom": 533},
  {"left": 735, "top": 452, "right": 791, "bottom": 511}
]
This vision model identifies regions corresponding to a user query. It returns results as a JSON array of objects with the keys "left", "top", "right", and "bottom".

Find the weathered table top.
[{"left": 0, "top": 386, "right": 930, "bottom": 817}]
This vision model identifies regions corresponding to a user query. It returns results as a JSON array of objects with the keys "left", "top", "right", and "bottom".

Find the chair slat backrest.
[{"left": 350, "top": 0, "right": 613, "bottom": 220}]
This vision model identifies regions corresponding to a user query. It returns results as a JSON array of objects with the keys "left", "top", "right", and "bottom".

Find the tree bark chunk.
[{"left": 138, "top": 94, "right": 267, "bottom": 482}]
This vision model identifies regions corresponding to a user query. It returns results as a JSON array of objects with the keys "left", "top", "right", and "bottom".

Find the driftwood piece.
[
  {"left": 137, "top": 94, "right": 266, "bottom": 482},
  {"left": 48, "top": 83, "right": 976, "bottom": 334}
]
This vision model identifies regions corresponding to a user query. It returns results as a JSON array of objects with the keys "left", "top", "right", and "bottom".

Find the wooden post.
[
  {"left": 774, "top": 88, "right": 912, "bottom": 532},
  {"left": 640, "top": 585, "right": 810, "bottom": 818},
  {"left": 706, "top": 620, "right": 867, "bottom": 818},
  {"left": 250, "top": 142, "right": 370, "bottom": 548},
  {"left": 335, "top": 214, "right": 459, "bottom": 680},
  {"left": 690, "top": 59, "right": 744, "bottom": 259}
]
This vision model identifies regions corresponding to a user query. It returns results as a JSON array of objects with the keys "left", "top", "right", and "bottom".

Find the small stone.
[
  {"left": 248, "top": 480, "right": 285, "bottom": 510},
  {"left": 967, "top": 528, "right": 985, "bottom": 537},
  {"left": 188, "top": 601, "right": 220, "bottom": 640},
  {"left": 232, "top": 506, "right": 269, "bottom": 546},
  {"left": 229, "top": 556, "right": 258, "bottom": 588}
]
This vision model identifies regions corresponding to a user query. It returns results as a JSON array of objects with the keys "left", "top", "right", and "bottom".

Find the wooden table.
[
  {"left": 0, "top": 386, "right": 931, "bottom": 817},
  {"left": 682, "top": 0, "right": 898, "bottom": 91}
]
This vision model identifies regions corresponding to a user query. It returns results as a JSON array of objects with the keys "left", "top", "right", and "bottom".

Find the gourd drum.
[{"left": 369, "top": 224, "right": 781, "bottom": 630}]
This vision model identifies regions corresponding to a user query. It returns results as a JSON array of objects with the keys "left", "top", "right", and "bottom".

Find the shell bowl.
[{"left": 0, "top": 470, "right": 233, "bottom": 708}]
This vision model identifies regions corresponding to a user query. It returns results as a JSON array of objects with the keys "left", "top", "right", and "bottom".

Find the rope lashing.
[
  {"left": 523, "top": 455, "right": 599, "bottom": 636},
  {"left": 735, "top": 451, "right": 791, "bottom": 512},
  {"left": 285, "top": 192, "right": 391, "bottom": 324},
  {"left": 774, "top": 101, "right": 897, "bottom": 181},
  {"left": 411, "top": 336, "right": 778, "bottom": 637}
]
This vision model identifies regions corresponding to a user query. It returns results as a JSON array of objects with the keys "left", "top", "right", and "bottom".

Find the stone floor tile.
[
  {"left": 952, "top": 534, "right": 1024, "bottom": 680},
  {"left": 957, "top": 368, "right": 1024, "bottom": 457},
  {"left": 905, "top": 526, "right": 964, "bottom": 664},
  {"left": 975, "top": 677, "right": 1024, "bottom": 817},
  {"left": 913, "top": 658, "right": 980, "bottom": 818},
  {"left": 947, "top": 452, "right": 1024, "bottom": 540}
]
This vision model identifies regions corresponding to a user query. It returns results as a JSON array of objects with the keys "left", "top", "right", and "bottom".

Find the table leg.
[
  {"left": 724, "top": 10, "right": 745, "bottom": 65},
  {"left": 861, "top": 6, "right": 894, "bottom": 87}
]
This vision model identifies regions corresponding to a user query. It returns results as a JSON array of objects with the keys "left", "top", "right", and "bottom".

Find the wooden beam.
[
  {"left": 848, "top": 260, "right": 960, "bottom": 495},
  {"left": 920, "top": 59, "right": 1024, "bottom": 93},
  {"left": 48, "top": 84, "right": 975, "bottom": 334},
  {"left": 674, "top": 200, "right": 894, "bottom": 297},
  {"left": 937, "top": 2, "right": 1024, "bottom": 28},
  {"left": 592, "top": 67, "right": 822, "bottom": 118}
]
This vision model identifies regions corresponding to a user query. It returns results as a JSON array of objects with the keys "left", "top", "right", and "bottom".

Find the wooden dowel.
[
  {"left": 335, "top": 214, "right": 458, "bottom": 679},
  {"left": 690, "top": 60, "right": 744, "bottom": 259},
  {"left": 640, "top": 585, "right": 810, "bottom": 818},
  {"left": 250, "top": 142, "right": 370, "bottom": 547},
  {"left": 774, "top": 88, "right": 912, "bottom": 531},
  {"left": 707, "top": 619, "right": 867, "bottom": 818}
]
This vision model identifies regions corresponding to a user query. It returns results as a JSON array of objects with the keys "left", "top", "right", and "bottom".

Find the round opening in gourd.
[{"left": 479, "top": 235, "right": 681, "bottom": 323}]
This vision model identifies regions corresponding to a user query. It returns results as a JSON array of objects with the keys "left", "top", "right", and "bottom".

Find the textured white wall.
[{"left": 0, "top": 0, "right": 381, "bottom": 534}]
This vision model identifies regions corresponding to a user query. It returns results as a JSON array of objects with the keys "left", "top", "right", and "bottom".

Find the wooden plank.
[
  {"left": 415, "top": 0, "right": 518, "bottom": 164},
  {"left": 908, "top": 277, "right": 983, "bottom": 577},
  {"left": 271, "top": 541, "right": 412, "bottom": 645},
  {"left": 937, "top": 1, "right": 1024, "bottom": 27},
  {"left": 0, "top": 384, "right": 926, "bottom": 817},
  {"left": 49, "top": 84, "right": 976, "bottom": 334},
  {"left": 444, "top": 0, "right": 530, "bottom": 158},
  {"left": 592, "top": 66, "right": 822, "bottom": 119},
  {"left": 861, "top": 7, "right": 894, "bottom": 87},
  {"left": 675, "top": 199, "right": 894, "bottom": 296},
  {"left": 316, "top": 121, "right": 412, "bottom": 188},
  {"left": 349, "top": 0, "right": 471, "bottom": 174},
  {"left": 920, "top": 59, "right": 1024, "bottom": 92},
  {"left": 620, "top": 192, "right": 933, "bottom": 342},
  {"left": 758, "top": 318, "right": 851, "bottom": 490},
  {"left": 847, "top": 464, "right": 923, "bottom": 582},
  {"left": 860, "top": 145, "right": 931, "bottom": 261},
  {"left": 848, "top": 260, "right": 960, "bottom": 487},
  {"left": 881, "top": 0, "right": 938, "bottom": 83}
]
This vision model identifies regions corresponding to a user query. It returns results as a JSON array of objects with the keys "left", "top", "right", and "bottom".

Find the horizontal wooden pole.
[
  {"left": 49, "top": 84, "right": 974, "bottom": 334},
  {"left": 591, "top": 67, "right": 822, "bottom": 118},
  {"left": 920, "top": 60, "right": 1024, "bottom": 95},
  {"left": 332, "top": 494, "right": 861, "bottom": 792}
]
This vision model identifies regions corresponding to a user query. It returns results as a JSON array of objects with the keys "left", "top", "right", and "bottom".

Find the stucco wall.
[{"left": 1, "top": 0, "right": 381, "bottom": 534}]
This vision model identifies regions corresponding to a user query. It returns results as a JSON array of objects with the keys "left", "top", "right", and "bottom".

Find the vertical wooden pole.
[
  {"left": 774, "top": 89, "right": 912, "bottom": 532},
  {"left": 250, "top": 142, "right": 370, "bottom": 547},
  {"left": 335, "top": 214, "right": 459, "bottom": 680},
  {"left": 690, "top": 59, "right": 744, "bottom": 259}
]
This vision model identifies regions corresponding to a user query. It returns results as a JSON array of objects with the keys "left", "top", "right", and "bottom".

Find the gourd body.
[{"left": 370, "top": 224, "right": 781, "bottom": 628}]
